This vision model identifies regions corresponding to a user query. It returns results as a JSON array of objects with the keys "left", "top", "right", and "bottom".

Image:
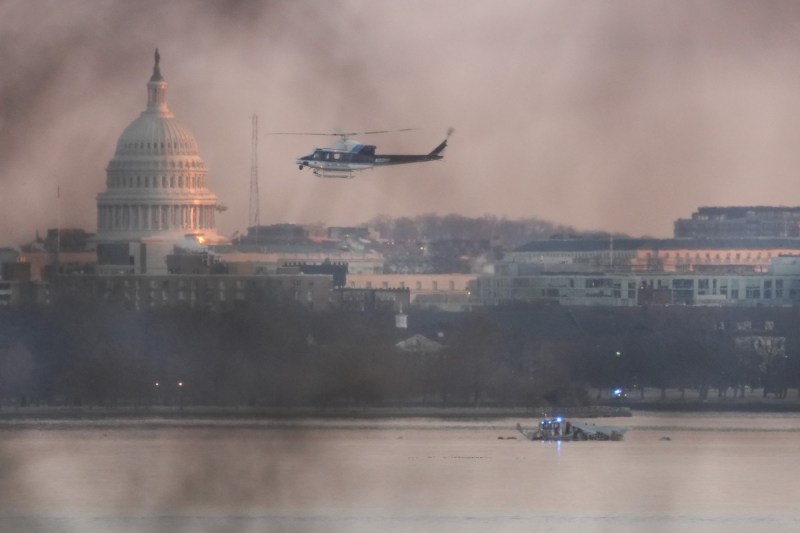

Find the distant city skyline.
[{"left": 5, "top": 1, "right": 800, "bottom": 246}]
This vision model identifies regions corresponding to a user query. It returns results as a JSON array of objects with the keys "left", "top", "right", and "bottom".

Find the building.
[
  {"left": 333, "top": 287, "right": 410, "bottom": 313},
  {"left": 218, "top": 249, "right": 384, "bottom": 276},
  {"left": 505, "top": 237, "right": 800, "bottom": 275},
  {"left": 0, "top": 252, "right": 39, "bottom": 306},
  {"left": 471, "top": 255, "right": 800, "bottom": 307},
  {"left": 0, "top": 280, "right": 20, "bottom": 307},
  {"left": 235, "top": 224, "right": 309, "bottom": 246},
  {"left": 395, "top": 334, "right": 445, "bottom": 354},
  {"left": 473, "top": 206, "right": 800, "bottom": 308},
  {"left": 220, "top": 223, "right": 385, "bottom": 276},
  {"left": 345, "top": 273, "right": 474, "bottom": 311},
  {"left": 506, "top": 238, "right": 646, "bottom": 274},
  {"left": 327, "top": 226, "right": 372, "bottom": 240},
  {"left": 675, "top": 206, "right": 800, "bottom": 239},
  {"left": 95, "top": 49, "right": 224, "bottom": 274},
  {"left": 52, "top": 272, "right": 334, "bottom": 312},
  {"left": 0, "top": 248, "right": 21, "bottom": 271}
]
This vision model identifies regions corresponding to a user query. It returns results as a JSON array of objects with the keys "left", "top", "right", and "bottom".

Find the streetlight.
[{"left": 177, "top": 380, "right": 185, "bottom": 408}]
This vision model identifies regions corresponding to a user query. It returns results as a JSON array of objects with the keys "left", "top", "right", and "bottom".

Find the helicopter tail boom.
[{"left": 374, "top": 131, "right": 452, "bottom": 166}]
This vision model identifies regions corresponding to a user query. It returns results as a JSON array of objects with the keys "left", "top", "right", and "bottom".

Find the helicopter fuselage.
[{"left": 296, "top": 135, "right": 448, "bottom": 178}]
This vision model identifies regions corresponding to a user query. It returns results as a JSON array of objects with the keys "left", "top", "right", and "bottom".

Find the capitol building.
[
  {"left": 17, "top": 50, "right": 800, "bottom": 313},
  {"left": 95, "top": 50, "right": 224, "bottom": 273}
]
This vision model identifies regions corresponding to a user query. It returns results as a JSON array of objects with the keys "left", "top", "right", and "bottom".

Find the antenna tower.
[{"left": 249, "top": 114, "right": 260, "bottom": 228}]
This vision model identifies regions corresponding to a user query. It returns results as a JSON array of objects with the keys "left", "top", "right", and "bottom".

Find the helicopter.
[{"left": 278, "top": 128, "right": 453, "bottom": 178}]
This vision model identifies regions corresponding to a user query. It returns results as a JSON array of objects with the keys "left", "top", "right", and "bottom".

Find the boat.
[{"left": 516, "top": 416, "right": 627, "bottom": 441}]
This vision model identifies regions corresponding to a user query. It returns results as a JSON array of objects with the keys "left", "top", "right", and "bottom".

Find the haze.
[{"left": 4, "top": 0, "right": 800, "bottom": 246}]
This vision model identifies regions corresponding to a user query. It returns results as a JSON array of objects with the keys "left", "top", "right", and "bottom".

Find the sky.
[{"left": 4, "top": 0, "right": 800, "bottom": 245}]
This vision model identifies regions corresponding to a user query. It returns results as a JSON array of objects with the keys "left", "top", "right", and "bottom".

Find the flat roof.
[{"left": 514, "top": 238, "right": 800, "bottom": 253}]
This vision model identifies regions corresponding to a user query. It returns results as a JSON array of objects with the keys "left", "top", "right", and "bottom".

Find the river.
[{"left": 1, "top": 413, "right": 798, "bottom": 532}]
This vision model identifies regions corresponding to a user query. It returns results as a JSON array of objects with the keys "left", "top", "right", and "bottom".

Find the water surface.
[{"left": 1, "top": 413, "right": 798, "bottom": 532}]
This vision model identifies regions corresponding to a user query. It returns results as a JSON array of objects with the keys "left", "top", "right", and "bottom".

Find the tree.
[
  {"left": 0, "top": 341, "right": 36, "bottom": 405},
  {"left": 448, "top": 314, "right": 503, "bottom": 406}
]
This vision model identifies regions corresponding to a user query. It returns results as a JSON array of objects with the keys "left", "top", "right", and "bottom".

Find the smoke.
[{"left": 4, "top": 0, "right": 800, "bottom": 245}]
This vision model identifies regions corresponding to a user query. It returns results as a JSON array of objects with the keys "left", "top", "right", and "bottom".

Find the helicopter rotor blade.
[
  {"left": 268, "top": 132, "right": 341, "bottom": 136},
  {"left": 268, "top": 128, "right": 420, "bottom": 138},
  {"left": 357, "top": 128, "right": 420, "bottom": 135}
]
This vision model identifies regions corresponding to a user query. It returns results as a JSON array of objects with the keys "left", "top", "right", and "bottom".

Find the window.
[
  {"left": 698, "top": 279, "right": 710, "bottom": 295},
  {"left": 745, "top": 286, "right": 760, "bottom": 299},
  {"left": 672, "top": 279, "right": 695, "bottom": 304}
]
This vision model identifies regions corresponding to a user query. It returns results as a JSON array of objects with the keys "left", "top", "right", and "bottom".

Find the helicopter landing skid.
[{"left": 313, "top": 169, "right": 355, "bottom": 179}]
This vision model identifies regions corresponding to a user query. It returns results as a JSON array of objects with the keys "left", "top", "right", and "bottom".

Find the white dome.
[
  {"left": 114, "top": 113, "right": 200, "bottom": 157},
  {"left": 96, "top": 50, "right": 224, "bottom": 245}
]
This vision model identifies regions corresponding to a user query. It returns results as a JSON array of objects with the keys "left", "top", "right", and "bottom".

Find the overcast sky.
[{"left": 4, "top": 0, "right": 800, "bottom": 245}]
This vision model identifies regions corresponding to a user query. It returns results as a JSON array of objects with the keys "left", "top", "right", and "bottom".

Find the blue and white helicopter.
[{"left": 279, "top": 128, "right": 453, "bottom": 178}]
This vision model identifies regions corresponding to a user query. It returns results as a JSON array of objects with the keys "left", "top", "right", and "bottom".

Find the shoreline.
[
  {"left": 0, "top": 405, "right": 631, "bottom": 421},
  {"left": 1, "top": 400, "right": 799, "bottom": 422}
]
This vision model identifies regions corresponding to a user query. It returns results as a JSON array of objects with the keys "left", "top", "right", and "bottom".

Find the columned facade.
[{"left": 97, "top": 204, "right": 217, "bottom": 233}]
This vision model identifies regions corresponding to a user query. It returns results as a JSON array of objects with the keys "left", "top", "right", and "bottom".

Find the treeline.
[
  {"left": 367, "top": 214, "right": 582, "bottom": 248},
  {"left": 1, "top": 301, "right": 799, "bottom": 408}
]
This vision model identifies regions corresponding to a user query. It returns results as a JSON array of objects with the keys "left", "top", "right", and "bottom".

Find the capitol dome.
[
  {"left": 115, "top": 114, "right": 200, "bottom": 158},
  {"left": 96, "top": 50, "right": 224, "bottom": 244}
]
